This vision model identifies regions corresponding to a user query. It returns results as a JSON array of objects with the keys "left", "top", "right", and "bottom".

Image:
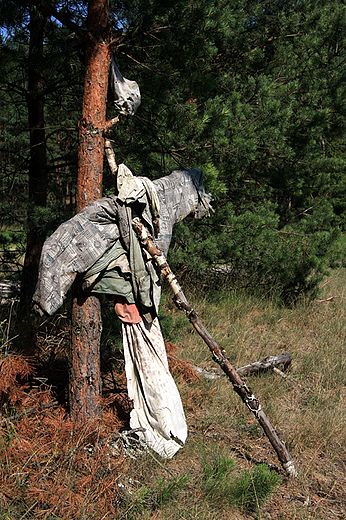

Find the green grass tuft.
[
  {"left": 124, "top": 473, "right": 191, "bottom": 518},
  {"left": 230, "top": 463, "right": 282, "bottom": 512},
  {"left": 201, "top": 448, "right": 281, "bottom": 513}
]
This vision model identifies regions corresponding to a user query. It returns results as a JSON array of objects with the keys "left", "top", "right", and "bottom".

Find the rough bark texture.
[
  {"left": 69, "top": 0, "right": 110, "bottom": 422},
  {"left": 20, "top": 7, "right": 48, "bottom": 315},
  {"left": 70, "top": 279, "right": 103, "bottom": 420}
]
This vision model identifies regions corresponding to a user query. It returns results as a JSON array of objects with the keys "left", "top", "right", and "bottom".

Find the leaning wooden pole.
[{"left": 132, "top": 217, "right": 297, "bottom": 477}]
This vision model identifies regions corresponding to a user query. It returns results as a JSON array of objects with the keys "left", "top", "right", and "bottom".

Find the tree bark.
[
  {"left": 20, "top": 7, "right": 48, "bottom": 315},
  {"left": 69, "top": 0, "right": 110, "bottom": 422},
  {"left": 70, "top": 279, "right": 103, "bottom": 421}
]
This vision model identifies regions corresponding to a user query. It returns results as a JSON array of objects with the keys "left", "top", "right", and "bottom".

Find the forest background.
[
  {"left": 1, "top": 0, "right": 346, "bottom": 304},
  {"left": 1, "top": 1, "right": 346, "bottom": 519}
]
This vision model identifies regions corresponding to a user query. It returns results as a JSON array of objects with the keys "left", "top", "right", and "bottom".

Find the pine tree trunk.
[
  {"left": 70, "top": 280, "right": 103, "bottom": 421},
  {"left": 20, "top": 8, "right": 47, "bottom": 315},
  {"left": 69, "top": 0, "right": 110, "bottom": 422}
]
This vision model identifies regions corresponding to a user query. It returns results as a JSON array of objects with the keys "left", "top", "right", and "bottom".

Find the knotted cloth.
[{"left": 32, "top": 167, "right": 212, "bottom": 316}]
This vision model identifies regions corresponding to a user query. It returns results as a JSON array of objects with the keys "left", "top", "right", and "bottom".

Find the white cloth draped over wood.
[{"left": 122, "top": 318, "right": 187, "bottom": 458}]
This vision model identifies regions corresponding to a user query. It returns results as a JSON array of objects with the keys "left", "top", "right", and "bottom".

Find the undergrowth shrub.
[
  {"left": 202, "top": 452, "right": 236, "bottom": 497},
  {"left": 171, "top": 200, "right": 344, "bottom": 303},
  {"left": 230, "top": 464, "right": 282, "bottom": 512},
  {"left": 201, "top": 449, "right": 282, "bottom": 513}
]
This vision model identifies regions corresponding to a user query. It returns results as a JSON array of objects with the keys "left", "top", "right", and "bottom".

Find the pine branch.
[{"left": 24, "top": 0, "right": 86, "bottom": 39}]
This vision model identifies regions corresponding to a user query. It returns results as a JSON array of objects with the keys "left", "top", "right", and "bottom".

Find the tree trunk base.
[{"left": 69, "top": 279, "right": 102, "bottom": 422}]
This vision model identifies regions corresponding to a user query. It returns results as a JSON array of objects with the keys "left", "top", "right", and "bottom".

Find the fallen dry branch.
[
  {"left": 236, "top": 353, "right": 292, "bottom": 377},
  {"left": 0, "top": 401, "right": 58, "bottom": 424},
  {"left": 193, "top": 353, "right": 292, "bottom": 380},
  {"left": 316, "top": 296, "right": 339, "bottom": 303},
  {"left": 273, "top": 366, "right": 302, "bottom": 396},
  {"left": 18, "top": 500, "right": 39, "bottom": 520}
]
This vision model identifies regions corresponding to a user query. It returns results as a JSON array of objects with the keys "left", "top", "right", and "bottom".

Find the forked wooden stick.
[
  {"left": 132, "top": 217, "right": 297, "bottom": 477},
  {"left": 103, "top": 139, "right": 297, "bottom": 476}
]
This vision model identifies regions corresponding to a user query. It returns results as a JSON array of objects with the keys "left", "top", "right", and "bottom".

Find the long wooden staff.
[
  {"left": 132, "top": 217, "right": 297, "bottom": 477},
  {"left": 103, "top": 138, "right": 297, "bottom": 476}
]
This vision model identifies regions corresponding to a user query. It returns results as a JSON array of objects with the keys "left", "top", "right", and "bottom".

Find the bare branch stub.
[
  {"left": 105, "top": 116, "right": 119, "bottom": 132},
  {"left": 104, "top": 138, "right": 118, "bottom": 177}
]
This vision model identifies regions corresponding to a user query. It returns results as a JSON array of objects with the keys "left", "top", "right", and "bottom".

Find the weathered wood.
[
  {"left": 104, "top": 138, "right": 118, "bottom": 177},
  {"left": 193, "top": 353, "right": 292, "bottom": 380},
  {"left": 316, "top": 296, "right": 339, "bottom": 303},
  {"left": 236, "top": 354, "right": 292, "bottom": 377},
  {"left": 132, "top": 217, "right": 297, "bottom": 477}
]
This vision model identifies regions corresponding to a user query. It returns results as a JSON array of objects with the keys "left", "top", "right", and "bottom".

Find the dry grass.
[
  {"left": 0, "top": 355, "right": 128, "bottom": 518},
  {"left": 1, "top": 269, "right": 346, "bottom": 518},
  {"left": 157, "top": 268, "right": 346, "bottom": 519}
]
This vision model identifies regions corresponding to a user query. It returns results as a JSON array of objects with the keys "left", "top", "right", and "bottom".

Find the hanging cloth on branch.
[
  {"left": 31, "top": 166, "right": 212, "bottom": 459},
  {"left": 122, "top": 317, "right": 187, "bottom": 458},
  {"left": 108, "top": 54, "right": 141, "bottom": 116}
]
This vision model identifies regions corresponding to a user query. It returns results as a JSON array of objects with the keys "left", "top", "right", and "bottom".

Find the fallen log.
[
  {"left": 236, "top": 353, "right": 292, "bottom": 378},
  {"left": 194, "top": 353, "right": 292, "bottom": 380},
  {"left": 132, "top": 217, "right": 297, "bottom": 478}
]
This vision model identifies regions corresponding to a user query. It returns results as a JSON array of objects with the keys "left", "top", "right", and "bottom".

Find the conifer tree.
[
  {"left": 69, "top": 0, "right": 111, "bottom": 422},
  {"left": 0, "top": 1, "right": 110, "bottom": 418},
  {"left": 106, "top": 0, "right": 346, "bottom": 300},
  {"left": 1, "top": 0, "right": 346, "bottom": 308},
  {"left": 19, "top": 6, "right": 48, "bottom": 314},
  {"left": 0, "top": 1, "right": 84, "bottom": 289}
]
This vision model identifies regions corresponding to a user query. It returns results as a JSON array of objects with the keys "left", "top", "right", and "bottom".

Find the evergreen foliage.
[
  {"left": 0, "top": 3, "right": 83, "bottom": 281},
  {"left": 201, "top": 448, "right": 282, "bottom": 512},
  {"left": 1, "top": 0, "right": 346, "bottom": 301}
]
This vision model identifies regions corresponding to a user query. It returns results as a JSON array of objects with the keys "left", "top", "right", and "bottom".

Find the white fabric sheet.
[{"left": 122, "top": 318, "right": 187, "bottom": 458}]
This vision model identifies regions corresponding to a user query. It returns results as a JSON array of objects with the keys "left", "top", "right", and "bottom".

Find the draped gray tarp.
[
  {"left": 32, "top": 168, "right": 212, "bottom": 316},
  {"left": 108, "top": 54, "right": 141, "bottom": 117}
]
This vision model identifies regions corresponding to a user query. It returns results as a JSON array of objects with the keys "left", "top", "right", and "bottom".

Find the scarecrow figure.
[
  {"left": 32, "top": 56, "right": 213, "bottom": 457},
  {"left": 32, "top": 59, "right": 296, "bottom": 476},
  {"left": 33, "top": 160, "right": 212, "bottom": 458}
]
